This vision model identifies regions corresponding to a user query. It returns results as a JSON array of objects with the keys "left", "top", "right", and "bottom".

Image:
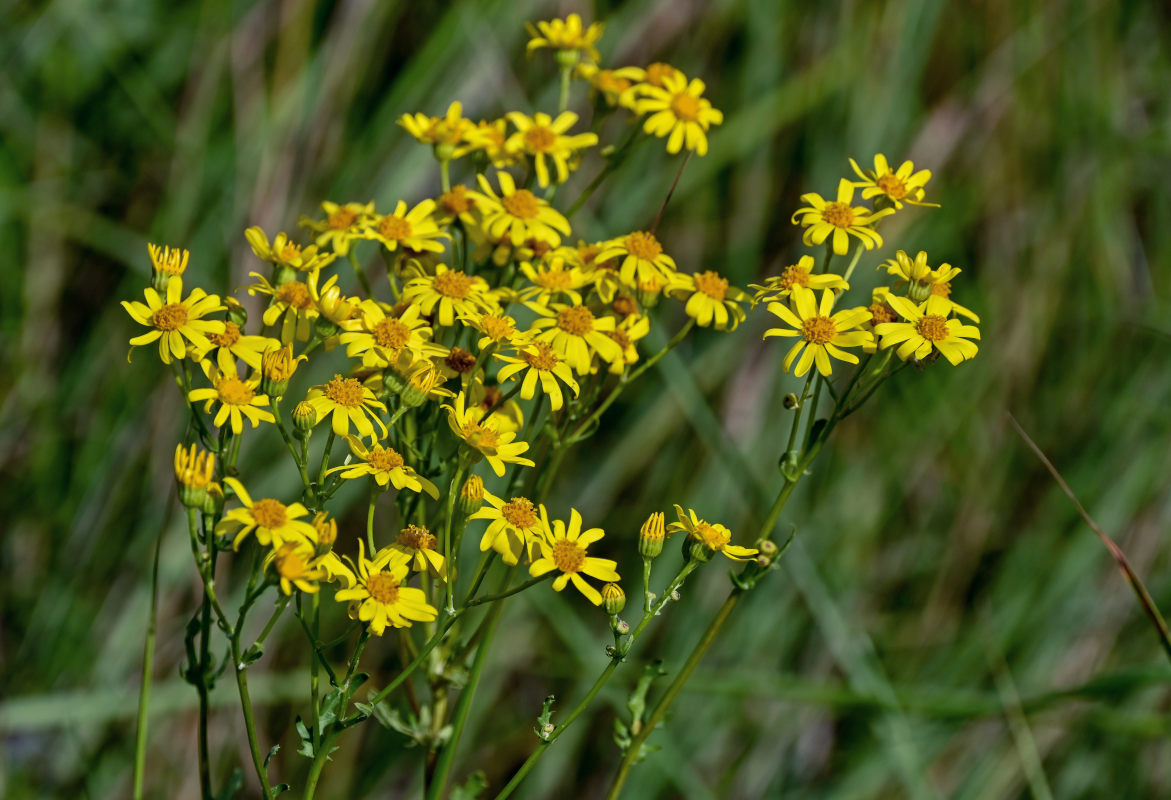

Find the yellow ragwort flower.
[
  {"left": 362, "top": 200, "right": 448, "bottom": 254},
  {"left": 174, "top": 443, "right": 216, "bottom": 509},
  {"left": 575, "top": 63, "right": 645, "bottom": 108},
  {"left": 325, "top": 436, "right": 439, "bottom": 497},
  {"left": 305, "top": 374, "right": 388, "bottom": 439},
  {"left": 147, "top": 243, "right": 188, "bottom": 289},
  {"left": 529, "top": 303, "right": 623, "bottom": 375},
  {"left": 599, "top": 313, "right": 650, "bottom": 375},
  {"left": 849, "top": 154, "right": 937, "bottom": 210},
  {"left": 388, "top": 525, "right": 447, "bottom": 581},
  {"left": 668, "top": 504, "right": 758, "bottom": 561},
  {"left": 518, "top": 255, "right": 590, "bottom": 307},
  {"left": 298, "top": 201, "right": 375, "bottom": 256},
  {"left": 494, "top": 341, "right": 580, "bottom": 411},
  {"left": 873, "top": 294, "right": 980, "bottom": 365},
  {"left": 188, "top": 362, "right": 275, "bottom": 434},
  {"left": 198, "top": 322, "right": 280, "bottom": 373},
  {"left": 470, "top": 172, "right": 571, "bottom": 247},
  {"left": 402, "top": 264, "right": 495, "bottom": 327},
  {"left": 530, "top": 509, "right": 620, "bottom": 605},
  {"left": 122, "top": 276, "right": 226, "bottom": 364},
  {"left": 333, "top": 542, "right": 436, "bottom": 636},
  {"left": 675, "top": 270, "right": 748, "bottom": 330},
  {"left": 339, "top": 299, "right": 436, "bottom": 365},
  {"left": 444, "top": 391, "right": 535, "bottom": 477},
  {"left": 505, "top": 111, "right": 598, "bottom": 187},
  {"left": 526, "top": 13, "right": 604, "bottom": 64},
  {"left": 246, "top": 272, "right": 325, "bottom": 343},
  {"left": 468, "top": 492, "right": 546, "bottom": 566},
  {"left": 245, "top": 227, "right": 336, "bottom": 272},
  {"left": 748, "top": 254, "right": 848, "bottom": 308},
  {"left": 792, "top": 178, "right": 893, "bottom": 256},
  {"left": 398, "top": 101, "right": 477, "bottom": 157},
  {"left": 217, "top": 477, "right": 317, "bottom": 550},
  {"left": 763, "top": 286, "right": 873, "bottom": 377},
  {"left": 265, "top": 541, "right": 327, "bottom": 595},
  {"left": 596, "top": 231, "right": 677, "bottom": 288},
  {"left": 636, "top": 72, "right": 724, "bottom": 156}
]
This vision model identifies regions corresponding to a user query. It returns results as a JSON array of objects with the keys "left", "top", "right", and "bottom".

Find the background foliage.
[{"left": 3, "top": 0, "right": 1170, "bottom": 797}]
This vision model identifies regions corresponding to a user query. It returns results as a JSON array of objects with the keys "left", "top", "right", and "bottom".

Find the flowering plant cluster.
[{"left": 126, "top": 13, "right": 979, "bottom": 800}]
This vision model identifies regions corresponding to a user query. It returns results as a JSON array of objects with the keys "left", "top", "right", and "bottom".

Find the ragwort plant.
[{"left": 124, "top": 13, "right": 980, "bottom": 800}]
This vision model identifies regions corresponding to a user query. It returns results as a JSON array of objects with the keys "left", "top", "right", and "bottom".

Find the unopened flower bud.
[
  {"left": 312, "top": 511, "right": 337, "bottom": 553},
  {"left": 459, "top": 474, "right": 485, "bottom": 514},
  {"left": 261, "top": 344, "right": 301, "bottom": 398},
  {"left": 782, "top": 392, "right": 799, "bottom": 410},
  {"left": 638, "top": 511, "right": 666, "bottom": 558},
  {"left": 314, "top": 316, "right": 339, "bottom": 339},
  {"left": 601, "top": 583, "right": 626, "bottom": 616},
  {"left": 685, "top": 536, "right": 714, "bottom": 563},
  {"left": 401, "top": 364, "right": 444, "bottom": 408},
  {"left": 174, "top": 443, "right": 215, "bottom": 509},
  {"left": 907, "top": 282, "right": 931, "bottom": 303},
  {"left": 758, "top": 539, "right": 778, "bottom": 558},
  {"left": 555, "top": 48, "right": 580, "bottom": 70},
  {"left": 611, "top": 618, "right": 631, "bottom": 636},
  {"left": 202, "top": 482, "right": 225, "bottom": 517},
  {"left": 292, "top": 401, "right": 317, "bottom": 437},
  {"left": 433, "top": 142, "right": 456, "bottom": 163},
  {"left": 148, "top": 243, "right": 188, "bottom": 292},
  {"left": 272, "top": 264, "right": 297, "bottom": 287}
]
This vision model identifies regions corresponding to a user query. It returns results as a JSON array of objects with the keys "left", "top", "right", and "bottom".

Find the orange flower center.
[
  {"left": 276, "top": 281, "right": 312, "bottom": 309},
  {"left": 323, "top": 375, "right": 365, "bottom": 408},
  {"left": 461, "top": 420, "right": 500, "bottom": 450},
  {"left": 693, "top": 270, "right": 728, "bottom": 300},
  {"left": 280, "top": 243, "right": 302, "bottom": 261},
  {"left": 624, "top": 231, "right": 662, "bottom": 261},
  {"left": 611, "top": 296, "right": 637, "bottom": 317},
  {"left": 596, "top": 71, "right": 630, "bottom": 93},
  {"left": 440, "top": 186, "right": 473, "bottom": 215},
  {"left": 523, "top": 125, "right": 557, "bottom": 152},
  {"left": 868, "top": 302, "right": 897, "bottom": 325},
  {"left": 209, "top": 321, "right": 241, "bottom": 348},
  {"left": 551, "top": 538, "right": 585, "bottom": 573},
  {"left": 273, "top": 544, "right": 311, "bottom": 579},
  {"left": 501, "top": 189, "right": 540, "bottom": 220},
  {"left": 217, "top": 376, "right": 255, "bottom": 405},
  {"left": 801, "top": 315, "right": 837, "bottom": 345},
  {"left": 525, "top": 238, "right": 553, "bottom": 258},
  {"left": 931, "top": 281, "right": 952, "bottom": 297},
  {"left": 694, "top": 522, "right": 730, "bottom": 550},
  {"left": 578, "top": 244, "right": 601, "bottom": 267},
  {"left": 445, "top": 347, "right": 476, "bottom": 373},
  {"left": 644, "top": 62, "right": 675, "bottom": 87},
  {"left": 537, "top": 268, "right": 573, "bottom": 289},
  {"left": 434, "top": 270, "right": 474, "bottom": 299},
  {"left": 916, "top": 314, "right": 949, "bottom": 342},
  {"left": 524, "top": 341, "right": 561, "bottom": 371},
  {"left": 152, "top": 303, "right": 189, "bottom": 331},
  {"left": 607, "top": 329, "right": 631, "bottom": 350},
  {"left": 328, "top": 208, "right": 357, "bottom": 229},
  {"left": 821, "top": 202, "right": 855, "bottom": 229},
  {"left": 670, "top": 92, "right": 700, "bottom": 122},
  {"left": 479, "top": 314, "right": 516, "bottom": 341},
  {"left": 501, "top": 497, "right": 539, "bottom": 528},
  {"left": 251, "top": 498, "right": 288, "bottom": 530},
  {"left": 377, "top": 214, "right": 412, "bottom": 241},
  {"left": 367, "top": 445, "right": 405, "bottom": 472},
  {"left": 397, "top": 525, "right": 437, "bottom": 551},
  {"left": 367, "top": 572, "right": 400, "bottom": 604},
  {"left": 876, "top": 174, "right": 908, "bottom": 199},
  {"left": 556, "top": 305, "right": 595, "bottom": 336},
  {"left": 373, "top": 318, "right": 412, "bottom": 349},
  {"left": 780, "top": 264, "right": 810, "bottom": 289}
]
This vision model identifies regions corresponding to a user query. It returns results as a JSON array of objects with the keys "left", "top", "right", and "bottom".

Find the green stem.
[
  {"left": 310, "top": 593, "right": 321, "bottom": 750},
  {"left": 133, "top": 514, "right": 165, "bottom": 800},
  {"left": 367, "top": 615, "right": 462, "bottom": 708},
  {"left": 366, "top": 484, "right": 378, "bottom": 552},
  {"left": 348, "top": 250, "right": 373, "bottom": 298},
  {"left": 231, "top": 631, "right": 274, "bottom": 798},
  {"left": 464, "top": 573, "right": 551, "bottom": 607},
  {"left": 558, "top": 65, "right": 572, "bottom": 113},
  {"left": 440, "top": 159, "right": 452, "bottom": 193},
  {"left": 443, "top": 465, "right": 468, "bottom": 613},
  {"left": 316, "top": 429, "right": 336, "bottom": 491},
  {"left": 460, "top": 551, "right": 495, "bottom": 606},
  {"left": 566, "top": 124, "right": 642, "bottom": 218},
  {"left": 272, "top": 398, "right": 316, "bottom": 503}
]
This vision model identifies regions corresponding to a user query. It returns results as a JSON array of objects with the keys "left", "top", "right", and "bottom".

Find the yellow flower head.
[
  {"left": 494, "top": 341, "right": 580, "bottom": 411},
  {"left": 763, "top": 286, "right": 874, "bottom": 377},
  {"left": 147, "top": 243, "right": 189, "bottom": 288},
  {"left": 122, "top": 276, "right": 226, "bottom": 364},
  {"left": 174, "top": 443, "right": 217, "bottom": 509},
  {"left": 668, "top": 504, "right": 758, "bottom": 562},
  {"left": 468, "top": 492, "right": 546, "bottom": 566},
  {"left": 467, "top": 119, "right": 518, "bottom": 168},
  {"left": 599, "top": 313, "right": 651, "bottom": 375},
  {"left": 748, "top": 255, "right": 849, "bottom": 308},
  {"left": 362, "top": 199, "right": 449, "bottom": 254},
  {"left": 880, "top": 250, "right": 970, "bottom": 312},
  {"left": 244, "top": 227, "right": 337, "bottom": 273},
  {"left": 595, "top": 231, "right": 677, "bottom": 289},
  {"left": 469, "top": 172, "right": 571, "bottom": 247},
  {"left": 526, "top": 13, "right": 604, "bottom": 64},
  {"left": 434, "top": 184, "right": 479, "bottom": 226},
  {"left": 325, "top": 436, "right": 439, "bottom": 498},
  {"left": 245, "top": 272, "right": 323, "bottom": 343},
  {"left": 674, "top": 270, "right": 748, "bottom": 330},
  {"left": 873, "top": 294, "right": 980, "bottom": 365},
  {"left": 339, "top": 299, "right": 436, "bottom": 365},
  {"left": 305, "top": 374, "right": 388, "bottom": 439},
  {"left": 575, "top": 63, "right": 646, "bottom": 108},
  {"left": 443, "top": 391, "right": 534, "bottom": 477},
  {"left": 530, "top": 509, "right": 620, "bottom": 605},
  {"left": 635, "top": 72, "right": 724, "bottom": 156},
  {"left": 398, "top": 101, "right": 477, "bottom": 157},
  {"left": 298, "top": 201, "right": 375, "bottom": 256},
  {"left": 265, "top": 541, "right": 327, "bottom": 595},
  {"left": 505, "top": 111, "right": 598, "bottom": 187},
  {"left": 458, "top": 311, "right": 529, "bottom": 351},
  {"left": 196, "top": 321, "right": 280, "bottom": 374},
  {"left": 388, "top": 525, "right": 447, "bottom": 581},
  {"left": 216, "top": 477, "right": 317, "bottom": 550},
  {"left": 529, "top": 303, "right": 623, "bottom": 375},
  {"left": 333, "top": 541, "right": 436, "bottom": 636},
  {"left": 792, "top": 178, "right": 894, "bottom": 256},
  {"left": 402, "top": 263, "right": 496, "bottom": 327},
  {"left": 518, "top": 255, "right": 590, "bottom": 307},
  {"left": 849, "top": 154, "right": 937, "bottom": 210},
  {"left": 188, "top": 361, "right": 275, "bottom": 434}
]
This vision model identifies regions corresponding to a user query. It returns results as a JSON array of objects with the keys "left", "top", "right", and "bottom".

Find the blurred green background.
[{"left": 3, "top": 0, "right": 1170, "bottom": 798}]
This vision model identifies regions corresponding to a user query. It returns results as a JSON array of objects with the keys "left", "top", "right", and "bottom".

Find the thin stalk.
[
  {"left": 442, "top": 465, "right": 468, "bottom": 613},
  {"left": 648, "top": 151, "right": 692, "bottom": 235},
  {"left": 348, "top": 250, "right": 373, "bottom": 298},
  {"left": 316, "top": 429, "right": 336, "bottom": 490},
  {"left": 132, "top": 513, "right": 165, "bottom": 800},
  {"left": 272, "top": 398, "right": 316, "bottom": 503},
  {"left": 464, "top": 573, "right": 551, "bottom": 607},
  {"left": 366, "top": 484, "right": 378, "bottom": 552},
  {"left": 310, "top": 593, "right": 321, "bottom": 750},
  {"left": 230, "top": 632, "right": 274, "bottom": 797}
]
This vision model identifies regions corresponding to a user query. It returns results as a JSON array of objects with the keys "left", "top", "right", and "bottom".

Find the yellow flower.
[
  {"left": 748, "top": 255, "right": 848, "bottom": 308},
  {"left": 246, "top": 272, "right": 323, "bottom": 343},
  {"left": 305, "top": 374, "right": 388, "bottom": 439},
  {"left": 216, "top": 477, "right": 317, "bottom": 550},
  {"left": 402, "top": 264, "right": 495, "bottom": 327},
  {"left": 265, "top": 541, "right": 327, "bottom": 595},
  {"left": 849, "top": 154, "right": 937, "bottom": 210},
  {"left": 467, "top": 119, "right": 517, "bottom": 168},
  {"left": 599, "top": 313, "right": 651, "bottom": 375},
  {"left": 188, "top": 362, "right": 275, "bottom": 434},
  {"left": 668, "top": 505, "right": 758, "bottom": 561},
  {"left": 873, "top": 294, "right": 980, "bottom": 365},
  {"left": 444, "top": 391, "right": 534, "bottom": 477},
  {"left": 467, "top": 493, "right": 546, "bottom": 565},
  {"left": 529, "top": 303, "right": 623, "bottom": 375},
  {"left": 763, "top": 286, "right": 873, "bottom": 377},
  {"left": 333, "top": 542, "right": 436, "bottom": 636},
  {"left": 635, "top": 73, "right": 724, "bottom": 156},
  {"left": 880, "top": 250, "right": 969, "bottom": 308},
  {"left": 458, "top": 311, "right": 528, "bottom": 351},
  {"left": 122, "top": 276, "right": 226, "bottom": 364},
  {"left": 637, "top": 62, "right": 685, "bottom": 92},
  {"left": 244, "top": 227, "right": 337, "bottom": 272},
  {"left": 325, "top": 436, "right": 439, "bottom": 497},
  {"left": 927, "top": 279, "right": 980, "bottom": 323},
  {"left": 308, "top": 268, "right": 358, "bottom": 327},
  {"left": 494, "top": 341, "right": 580, "bottom": 411},
  {"left": 195, "top": 321, "right": 280, "bottom": 373},
  {"left": 526, "top": 13, "right": 604, "bottom": 64},
  {"left": 674, "top": 270, "right": 748, "bottom": 330},
  {"left": 530, "top": 509, "right": 620, "bottom": 605},
  {"left": 339, "top": 299, "right": 436, "bottom": 364},
  {"left": 174, "top": 443, "right": 217, "bottom": 508},
  {"left": 387, "top": 525, "right": 447, "bottom": 581},
  {"left": 362, "top": 200, "right": 448, "bottom": 254},
  {"left": 792, "top": 178, "right": 893, "bottom": 256},
  {"left": 575, "top": 63, "right": 645, "bottom": 108},
  {"left": 298, "top": 201, "right": 375, "bottom": 256},
  {"left": 147, "top": 243, "right": 188, "bottom": 289},
  {"left": 518, "top": 256, "right": 590, "bottom": 306},
  {"left": 470, "top": 172, "right": 571, "bottom": 247},
  {"left": 596, "top": 231, "right": 677, "bottom": 288},
  {"left": 505, "top": 111, "right": 598, "bottom": 187},
  {"left": 434, "top": 184, "right": 479, "bottom": 227},
  {"left": 398, "top": 101, "right": 477, "bottom": 155}
]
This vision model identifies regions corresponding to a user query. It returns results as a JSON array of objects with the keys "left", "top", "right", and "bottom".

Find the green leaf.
[{"left": 449, "top": 771, "right": 489, "bottom": 800}]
